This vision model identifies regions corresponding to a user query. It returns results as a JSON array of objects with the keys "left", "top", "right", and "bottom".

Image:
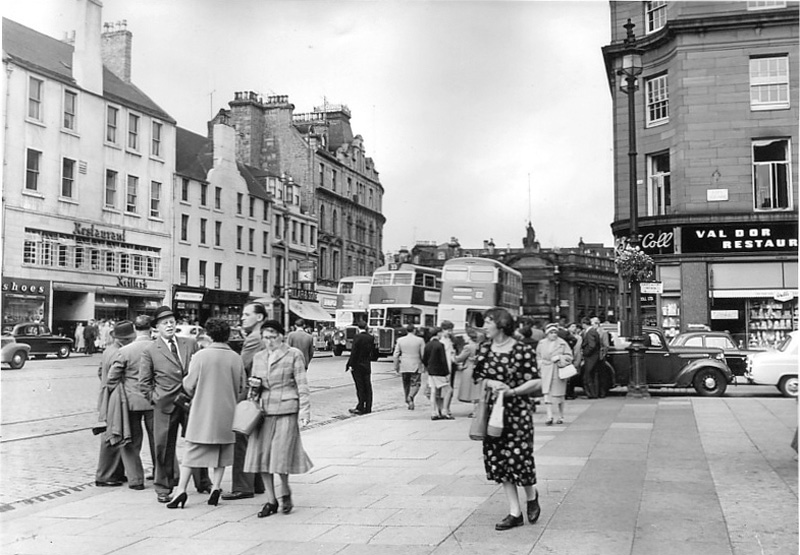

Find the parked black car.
[
  {"left": 11, "top": 323, "right": 73, "bottom": 359},
  {"left": 670, "top": 330, "right": 763, "bottom": 377},
  {"left": 600, "top": 325, "right": 733, "bottom": 397}
]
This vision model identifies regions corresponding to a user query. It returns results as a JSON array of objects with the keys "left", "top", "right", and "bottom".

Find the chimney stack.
[
  {"left": 102, "top": 19, "right": 132, "bottom": 83},
  {"left": 72, "top": 0, "right": 104, "bottom": 95}
]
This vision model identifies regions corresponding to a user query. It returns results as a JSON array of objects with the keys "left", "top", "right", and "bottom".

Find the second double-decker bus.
[
  {"left": 332, "top": 275, "right": 372, "bottom": 355},
  {"left": 368, "top": 262, "right": 443, "bottom": 355},
  {"left": 437, "top": 257, "right": 523, "bottom": 332}
]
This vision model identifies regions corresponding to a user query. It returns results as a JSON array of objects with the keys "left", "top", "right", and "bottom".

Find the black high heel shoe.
[
  {"left": 281, "top": 493, "right": 293, "bottom": 514},
  {"left": 527, "top": 493, "right": 541, "bottom": 524},
  {"left": 166, "top": 492, "right": 187, "bottom": 509},
  {"left": 257, "top": 501, "right": 279, "bottom": 518},
  {"left": 208, "top": 489, "right": 222, "bottom": 506}
]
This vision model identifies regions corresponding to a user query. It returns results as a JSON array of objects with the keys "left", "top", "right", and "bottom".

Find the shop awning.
[{"left": 289, "top": 300, "right": 334, "bottom": 322}]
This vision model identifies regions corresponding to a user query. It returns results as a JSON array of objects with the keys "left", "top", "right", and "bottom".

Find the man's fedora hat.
[
  {"left": 151, "top": 306, "right": 175, "bottom": 326},
  {"left": 111, "top": 320, "right": 136, "bottom": 340}
]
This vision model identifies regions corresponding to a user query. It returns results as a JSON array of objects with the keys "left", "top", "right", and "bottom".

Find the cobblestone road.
[{"left": 0, "top": 352, "right": 404, "bottom": 509}]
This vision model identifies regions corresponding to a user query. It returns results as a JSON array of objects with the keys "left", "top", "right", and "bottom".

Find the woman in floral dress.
[{"left": 474, "top": 308, "right": 542, "bottom": 531}]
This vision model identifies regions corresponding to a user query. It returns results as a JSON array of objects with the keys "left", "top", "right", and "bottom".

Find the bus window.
[
  {"left": 339, "top": 282, "right": 354, "bottom": 294},
  {"left": 424, "top": 275, "right": 437, "bottom": 288},
  {"left": 424, "top": 315, "right": 436, "bottom": 327},
  {"left": 466, "top": 310, "right": 485, "bottom": 329},
  {"left": 444, "top": 267, "right": 469, "bottom": 281},
  {"left": 373, "top": 273, "right": 391, "bottom": 286},
  {"left": 395, "top": 272, "right": 413, "bottom": 285},
  {"left": 471, "top": 268, "right": 495, "bottom": 282},
  {"left": 414, "top": 272, "right": 424, "bottom": 286}
]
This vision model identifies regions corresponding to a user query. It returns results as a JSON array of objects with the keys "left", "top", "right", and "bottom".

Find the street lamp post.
[{"left": 618, "top": 19, "right": 649, "bottom": 399}]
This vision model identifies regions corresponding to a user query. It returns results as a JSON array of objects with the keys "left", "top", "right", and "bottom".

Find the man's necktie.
[{"left": 169, "top": 339, "right": 180, "bottom": 361}]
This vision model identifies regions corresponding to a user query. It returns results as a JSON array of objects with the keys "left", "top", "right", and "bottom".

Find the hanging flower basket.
[{"left": 615, "top": 244, "right": 654, "bottom": 282}]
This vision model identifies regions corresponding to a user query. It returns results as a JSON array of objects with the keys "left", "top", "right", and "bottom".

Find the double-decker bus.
[
  {"left": 332, "top": 276, "right": 372, "bottom": 356},
  {"left": 368, "top": 263, "right": 443, "bottom": 355},
  {"left": 437, "top": 257, "right": 522, "bottom": 332}
]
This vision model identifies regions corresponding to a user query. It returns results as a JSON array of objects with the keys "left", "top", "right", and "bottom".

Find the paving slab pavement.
[{"left": 1, "top": 395, "right": 797, "bottom": 555}]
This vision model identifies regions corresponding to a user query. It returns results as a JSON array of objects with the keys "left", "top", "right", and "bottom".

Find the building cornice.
[{"left": 612, "top": 211, "right": 799, "bottom": 236}]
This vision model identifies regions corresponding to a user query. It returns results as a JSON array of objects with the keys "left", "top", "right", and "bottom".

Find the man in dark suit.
[
  {"left": 422, "top": 327, "right": 453, "bottom": 420},
  {"left": 346, "top": 320, "right": 374, "bottom": 415},
  {"left": 139, "top": 306, "right": 200, "bottom": 503},
  {"left": 222, "top": 302, "right": 267, "bottom": 501},
  {"left": 582, "top": 317, "right": 603, "bottom": 399}
]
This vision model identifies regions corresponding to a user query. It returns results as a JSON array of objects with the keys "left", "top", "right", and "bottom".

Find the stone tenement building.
[
  {"left": 2, "top": 7, "right": 174, "bottom": 336},
  {"left": 398, "top": 223, "right": 618, "bottom": 323},
  {"left": 213, "top": 93, "right": 386, "bottom": 315},
  {"left": 603, "top": 1, "right": 798, "bottom": 345}
]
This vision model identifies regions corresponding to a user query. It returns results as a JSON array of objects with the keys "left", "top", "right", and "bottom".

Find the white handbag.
[{"left": 559, "top": 363, "right": 578, "bottom": 380}]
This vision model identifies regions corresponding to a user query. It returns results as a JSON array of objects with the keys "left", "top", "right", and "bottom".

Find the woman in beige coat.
[
  {"left": 244, "top": 320, "right": 313, "bottom": 518},
  {"left": 536, "top": 323, "right": 573, "bottom": 426},
  {"left": 167, "top": 318, "right": 245, "bottom": 509}
]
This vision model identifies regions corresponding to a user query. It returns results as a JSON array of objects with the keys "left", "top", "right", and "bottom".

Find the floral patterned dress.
[{"left": 473, "top": 341, "right": 539, "bottom": 486}]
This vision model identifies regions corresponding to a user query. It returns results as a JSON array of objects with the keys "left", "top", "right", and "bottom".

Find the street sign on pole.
[{"left": 639, "top": 282, "right": 663, "bottom": 294}]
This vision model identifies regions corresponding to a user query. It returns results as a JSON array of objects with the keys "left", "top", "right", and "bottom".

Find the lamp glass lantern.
[{"left": 618, "top": 50, "right": 644, "bottom": 93}]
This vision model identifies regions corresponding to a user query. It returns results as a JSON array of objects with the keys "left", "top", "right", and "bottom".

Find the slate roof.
[
  {"left": 175, "top": 126, "right": 270, "bottom": 201},
  {"left": 2, "top": 17, "right": 174, "bottom": 123}
]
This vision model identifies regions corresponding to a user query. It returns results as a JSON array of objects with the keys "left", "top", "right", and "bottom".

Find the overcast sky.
[{"left": 5, "top": 0, "right": 615, "bottom": 254}]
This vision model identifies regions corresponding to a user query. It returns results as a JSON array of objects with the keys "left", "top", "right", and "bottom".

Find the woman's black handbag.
[
  {"left": 469, "top": 385, "right": 492, "bottom": 441},
  {"left": 173, "top": 388, "right": 192, "bottom": 413}
]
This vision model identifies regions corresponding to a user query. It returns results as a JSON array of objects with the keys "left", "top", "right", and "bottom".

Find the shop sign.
[
  {"left": 682, "top": 223, "right": 798, "bottom": 254},
  {"left": 638, "top": 228, "right": 675, "bottom": 255},
  {"left": 321, "top": 297, "right": 338, "bottom": 309},
  {"left": 117, "top": 276, "right": 148, "bottom": 289},
  {"left": 711, "top": 310, "right": 738, "bottom": 320},
  {"left": 640, "top": 282, "right": 663, "bottom": 294},
  {"left": 175, "top": 291, "right": 204, "bottom": 302},
  {"left": 73, "top": 222, "right": 126, "bottom": 242},
  {"left": 774, "top": 291, "right": 794, "bottom": 302},
  {"left": 2, "top": 278, "right": 48, "bottom": 295}
]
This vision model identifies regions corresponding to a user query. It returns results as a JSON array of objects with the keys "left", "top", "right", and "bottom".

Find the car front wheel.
[
  {"left": 693, "top": 367, "right": 727, "bottom": 397},
  {"left": 778, "top": 375, "right": 798, "bottom": 398},
  {"left": 9, "top": 351, "right": 27, "bottom": 369},
  {"left": 57, "top": 345, "right": 71, "bottom": 359}
]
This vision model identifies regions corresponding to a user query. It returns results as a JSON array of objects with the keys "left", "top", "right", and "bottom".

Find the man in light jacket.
[
  {"left": 95, "top": 320, "right": 136, "bottom": 487},
  {"left": 286, "top": 318, "right": 314, "bottom": 369},
  {"left": 393, "top": 324, "right": 425, "bottom": 410},
  {"left": 106, "top": 315, "right": 155, "bottom": 489}
]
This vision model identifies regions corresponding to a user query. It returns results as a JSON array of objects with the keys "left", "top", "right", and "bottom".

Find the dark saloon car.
[
  {"left": 11, "top": 323, "right": 73, "bottom": 359},
  {"left": 670, "top": 331, "right": 762, "bottom": 377},
  {"left": 601, "top": 325, "right": 733, "bottom": 397}
]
